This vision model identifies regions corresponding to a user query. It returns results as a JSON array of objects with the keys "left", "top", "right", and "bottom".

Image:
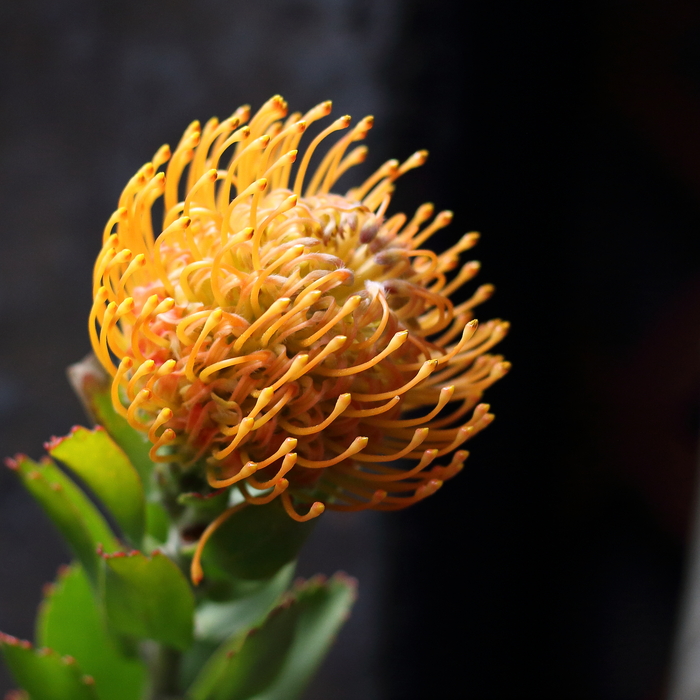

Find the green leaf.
[
  {"left": 37, "top": 563, "right": 147, "bottom": 700},
  {"left": 68, "top": 355, "right": 154, "bottom": 487},
  {"left": 186, "top": 604, "right": 295, "bottom": 700},
  {"left": 179, "top": 641, "right": 220, "bottom": 695},
  {"left": 8, "top": 456, "right": 120, "bottom": 581},
  {"left": 181, "top": 563, "right": 296, "bottom": 690},
  {"left": 195, "top": 562, "right": 296, "bottom": 643},
  {"left": 201, "top": 499, "right": 317, "bottom": 581},
  {"left": 101, "top": 550, "right": 195, "bottom": 650},
  {"left": 251, "top": 575, "right": 357, "bottom": 700},
  {"left": 145, "top": 501, "right": 170, "bottom": 545},
  {"left": 187, "top": 574, "right": 357, "bottom": 700},
  {"left": 91, "top": 391, "right": 154, "bottom": 486},
  {"left": 0, "top": 633, "right": 99, "bottom": 700},
  {"left": 47, "top": 427, "right": 146, "bottom": 546}
]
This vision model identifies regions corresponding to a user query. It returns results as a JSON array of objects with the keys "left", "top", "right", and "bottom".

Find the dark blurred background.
[{"left": 2, "top": 1, "right": 700, "bottom": 698}]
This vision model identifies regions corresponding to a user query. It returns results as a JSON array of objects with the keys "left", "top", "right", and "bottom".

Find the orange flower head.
[{"left": 91, "top": 95, "right": 509, "bottom": 523}]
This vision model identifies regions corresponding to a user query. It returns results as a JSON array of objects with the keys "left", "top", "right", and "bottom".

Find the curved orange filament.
[
  {"left": 111, "top": 358, "right": 133, "bottom": 417},
  {"left": 371, "top": 386, "right": 454, "bottom": 428},
  {"left": 175, "top": 310, "right": 214, "bottom": 347},
  {"left": 148, "top": 428, "right": 176, "bottom": 463},
  {"left": 347, "top": 428, "right": 429, "bottom": 463},
  {"left": 232, "top": 298, "right": 291, "bottom": 352},
  {"left": 191, "top": 502, "right": 248, "bottom": 585},
  {"left": 269, "top": 355, "right": 309, "bottom": 392},
  {"left": 97, "top": 302, "right": 119, "bottom": 374},
  {"left": 212, "top": 417, "right": 255, "bottom": 461},
  {"left": 351, "top": 360, "right": 437, "bottom": 403},
  {"left": 249, "top": 240, "right": 303, "bottom": 317},
  {"left": 354, "top": 294, "right": 390, "bottom": 350},
  {"left": 184, "top": 309, "right": 223, "bottom": 383},
  {"left": 239, "top": 478, "right": 289, "bottom": 505},
  {"left": 126, "top": 360, "right": 155, "bottom": 400},
  {"left": 259, "top": 290, "right": 322, "bottom": 347},
  {"left": 89, "top": 287, "right": 110, "bottom": 365},
  {"left": 294, "top": 115, "right": 351, "bottom": 196},
  {"left": 252, "top": 389, "right": 296, "bottom": 430},
  {"left": 339, "top": 448, "right": 439, "bottom": 483},
  {"left": 247, "top": 452, "right": 298, "bottom": 490},
  {"left": 295, "top": 436, "right": 368, "bottom": 469},
  {"left": 199, "top": 352, "right": 259, "bottom": 383},
  {"left": 326, "top": 489, "right": 387, "bottom": 512},
  {"left": 288, "top": 335, "right": 346, "bottom": 378},
  {"left": 343, "top": 396, "right": 400, "bottom": 418},
  {"left": 102, "top": 207, "right": 128, "bottom": 245},
  {"left": 148, "top": 407, "right": 174, "bottom": 443},
  {"left": 278, "top": 393, "right": 351, "bottom": 435},
  {"left": 315, "top": 330, "right": 407, "bottom": 377},
  {"left": 298, "top": 296, "right": 362, "bottom": 348},
  {"left": 281, "top": 492, "right": 325, "bottom": 522},
  {"left": 349, "top": 158, "right": 398, "bottom": 201},
  {"left": 126, "top": 389, "right": 152, "bottom": 432},
  {"left": 246, "top": 437, "right": 298, "bottom": 472}
]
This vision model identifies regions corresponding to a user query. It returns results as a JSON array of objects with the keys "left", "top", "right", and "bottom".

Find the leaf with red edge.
[
  {"left": 0, "top": 633, "right": 98, "bottom": 700},
  {"left": 67, "top": 354, "right": 154, "bottom": 487},
  {"left": 47, "top": 426, "right": 145, "bottom": 545},
  {"left": 101, "top": 550, "right": 195, "bottom": 651},
  {"left": 187, "top": 573, "right": 357, "bottom": 700},
  {"left": 37, "top": 563, "right": 146, "bottom": 700},
  {"left": 6, "top": 455, "right": 120, "bottom": 581}
]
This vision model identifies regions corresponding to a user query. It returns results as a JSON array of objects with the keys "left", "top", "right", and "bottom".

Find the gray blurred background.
[{"left": 4, "top": 1, "right": 700, "bottom": 699}]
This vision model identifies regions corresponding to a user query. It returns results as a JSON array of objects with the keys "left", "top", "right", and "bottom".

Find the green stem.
[{"left": 143, "top": 641, "right": 182, "bottom": 700}]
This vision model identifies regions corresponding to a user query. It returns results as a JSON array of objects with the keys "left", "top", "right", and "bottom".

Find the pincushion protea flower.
[{"left": 90, "top": 95, "right": 509, "bottom": 529}]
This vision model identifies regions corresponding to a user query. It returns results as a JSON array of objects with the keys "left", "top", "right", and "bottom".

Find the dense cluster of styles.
[{"left": 90, "top": 95, "right": 509, "bottom": 528}]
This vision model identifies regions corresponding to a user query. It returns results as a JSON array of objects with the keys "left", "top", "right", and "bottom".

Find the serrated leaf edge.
[
  {"left": 0, "top": 633, "right": 97, "bottom": 687},
  {"left": 219, "top": 572, "right": 358, "bottom": 653}
]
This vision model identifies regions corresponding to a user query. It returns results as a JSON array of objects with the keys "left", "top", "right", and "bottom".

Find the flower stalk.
[{"left": 142, "top": 642, "right": 181, "bottom": 700}]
